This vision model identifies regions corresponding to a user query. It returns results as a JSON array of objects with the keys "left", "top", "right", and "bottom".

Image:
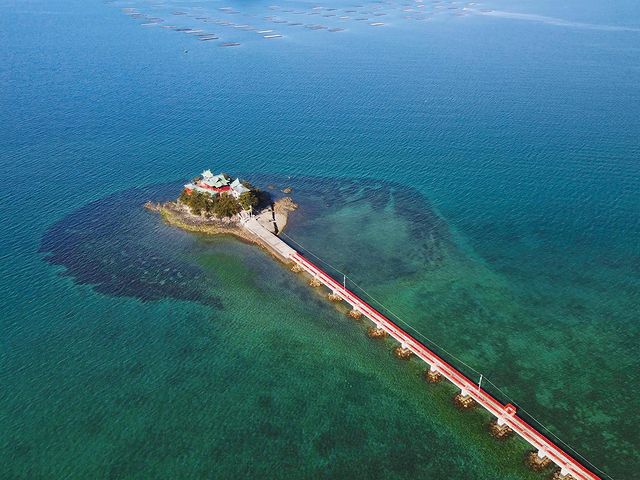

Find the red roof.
[{"left": 196, "top": 182, "right": 231, "bottom": 193}]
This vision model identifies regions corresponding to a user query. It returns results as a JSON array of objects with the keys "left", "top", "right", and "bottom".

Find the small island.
[{"left": 146, "top": 169, "right": 298, "bottom": 258}]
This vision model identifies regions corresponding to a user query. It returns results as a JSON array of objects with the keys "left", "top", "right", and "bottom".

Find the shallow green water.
[
  {"left": 1, "top": 0, "right": 639, "bottom": 478},
  {"left": 10, "top": 181, "right": 538, "bottom": 479}
]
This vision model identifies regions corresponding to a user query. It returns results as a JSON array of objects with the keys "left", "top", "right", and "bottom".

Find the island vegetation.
[
  {"left": 177, "top": 175, "right": 260, "bottom": 218},
  {"left": 178, "top": 189, "right": 249, "bottom": 218},
  {"left": 145, "top": 170, "right": 297, "bottom": 255}
]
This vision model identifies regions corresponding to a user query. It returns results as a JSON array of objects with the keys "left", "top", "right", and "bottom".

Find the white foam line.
[{"left": 474, "top": 9, "right": 640, "bottom": 32}]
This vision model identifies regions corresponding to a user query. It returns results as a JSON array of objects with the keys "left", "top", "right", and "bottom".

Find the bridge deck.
[
  {"left": 243, "top": 218, "right": 297, "bottom": 259},
  {"left": 241, "top": 220, "right": 599, "bottom": 480},
  {"left": 290, "top": 252, "right": 599, "bottom": 480}
]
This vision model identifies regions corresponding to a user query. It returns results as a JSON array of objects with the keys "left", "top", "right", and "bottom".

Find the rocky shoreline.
[{"left": 145, "top": 196, "right": 298, "bottom": 261}]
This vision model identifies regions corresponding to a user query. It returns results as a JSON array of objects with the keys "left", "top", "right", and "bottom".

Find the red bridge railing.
[{"left": 290, "top": 251, "right": 600, "bottom": 480}]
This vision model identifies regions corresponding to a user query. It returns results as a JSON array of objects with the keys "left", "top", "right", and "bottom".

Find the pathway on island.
[{"left": 243, "top": 217, "right": 297, "bottom": 259}]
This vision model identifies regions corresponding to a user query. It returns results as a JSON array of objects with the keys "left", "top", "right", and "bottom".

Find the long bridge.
[{"left": 243, "top": 217, "right": 601, "bottom": 480}]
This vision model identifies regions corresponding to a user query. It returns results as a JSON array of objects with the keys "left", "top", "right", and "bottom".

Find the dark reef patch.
[
  {"left": 40, "top": 182, "right": 221, "bottom": 305},
  {"left": 268, "top": 174, "right": 451, "bottom": 285},
  {"left": 40, "top": 175, "right": 450, "bottom": 305}
]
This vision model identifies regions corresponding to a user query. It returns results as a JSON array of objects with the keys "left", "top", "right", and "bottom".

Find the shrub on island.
[
  {"left": 178, "top": 190, "right": 241, "bottom": 218},
  {"left": 213, "top": 193, "right": 242, "bottom": 218},
  {"left": 239, "top": 191, "right": 259, "bottom": 211},
  {"left": 177, "top": 174, "right": 266, "bottom": 218},
  {"left": 179, "top": 190, "right": 212, "bottom": 216}
]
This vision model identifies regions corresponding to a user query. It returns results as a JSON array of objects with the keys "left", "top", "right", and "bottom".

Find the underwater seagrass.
[{"left": 40, "top": 175, "right": 450, "bottom": 306}]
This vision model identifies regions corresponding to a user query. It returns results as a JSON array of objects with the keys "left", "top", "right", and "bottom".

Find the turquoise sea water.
[{"left": 1, "top": 0, "right": 639, "bottom": 478}]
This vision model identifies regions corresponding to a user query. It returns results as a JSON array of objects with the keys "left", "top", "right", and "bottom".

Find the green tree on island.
[
  {"left": 238, "top": 191, "right": 259, "bottom": 211},
  {"left": 179, "top": 190, "right": 217, "bottom": 216},
  {"left": 188, "top": 191, "right": 208, "bottom": 215},
  {"left": 213, "top": 193, "right": 241, "bottom": 218},
  {"left": 178, "top": 189, "right": 192, "bottom": 205},
  {"left": 178, "top": 180, "right": 260, "bottom": 217}
]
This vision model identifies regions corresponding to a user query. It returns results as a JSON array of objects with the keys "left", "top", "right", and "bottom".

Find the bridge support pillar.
[
  {"left": 550, "top": 467, "right": 576, "bottom": 480},
  {"left": 347, "top": 308, "right": 362, "bottom": 319},
  {"left": 454, "top": 392, "right": 477, "bottom": 410},
  {"left": 393, "top": 344, "right": 412, "bottom": 360},
  {"left": 526, "top": 450, "right": 552, "bottom": 471},
  {"left": 367, "top": 326, "right": 388, "bottom": 339},
  {"left": 327, "top": 292, "right": 343, "bottom": 302},
  {"left": 489, "top": 418, "right": 513, "bottom": 439},
  {"left": 424, "top": 367, "right": 443, "bottom": 383}
]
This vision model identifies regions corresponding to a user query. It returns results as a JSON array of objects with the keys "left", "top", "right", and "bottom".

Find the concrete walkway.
[{"left": 242, "top": 217, "right": 296, "bottom": 260}]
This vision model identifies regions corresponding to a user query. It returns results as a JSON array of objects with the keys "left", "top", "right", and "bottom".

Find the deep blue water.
[{"left": 1, "top": 0, "right": 639, "bottom": 478}]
